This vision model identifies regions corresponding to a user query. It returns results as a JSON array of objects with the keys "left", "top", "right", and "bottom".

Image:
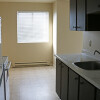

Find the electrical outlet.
[{"left": 89, "top": 40, "right": 92, "bottom": 47}]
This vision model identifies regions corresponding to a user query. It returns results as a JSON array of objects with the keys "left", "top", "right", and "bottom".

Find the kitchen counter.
[{"left": 56, "top": 53, "right": 100, "bottom": 90}]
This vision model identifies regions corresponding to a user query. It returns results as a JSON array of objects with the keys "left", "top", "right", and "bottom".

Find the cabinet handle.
[
  {"left": 75, "top": 77, "right": 79, "bottom": 80},
  {"left": 73, "top": 26, "right": 76, "bottom": 28},
  {"left": 77, "top": 26, "right": 81, "bottom": 28},
  {"left": 80, "top": 81, "right": 84, "bottom": 85}
]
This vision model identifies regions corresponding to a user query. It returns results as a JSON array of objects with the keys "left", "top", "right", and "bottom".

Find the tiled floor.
[{"left": 9, "top": 66, "right": 60, "bottom": 100}]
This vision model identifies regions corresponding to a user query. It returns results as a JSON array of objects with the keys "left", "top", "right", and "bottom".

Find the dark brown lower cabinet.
[
  {"left": 56, "top": 59, "right": 61, "bottom": 98},
  {"left": 68, "top": 69, "right": 79, "bottom": 100},
  {"left": 96, "top": 89, "right": 100, "bottom": 100},
  {"left": 79, "top": 77, "right": 95, "bottom": 100},
  {"left": 61, "top": 63, "right": 68, "bottom": 100},
  {"left": 56, "top": 58, "right": 100, "bottom": 100}
]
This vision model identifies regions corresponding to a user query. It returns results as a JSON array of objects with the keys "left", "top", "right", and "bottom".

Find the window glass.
[{"left": 17, "top": 12, "right": 49, "bottom": 43}]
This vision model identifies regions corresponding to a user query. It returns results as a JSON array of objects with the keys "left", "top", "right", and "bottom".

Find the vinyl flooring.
[{"left": 9, "top": 66, "right": 60, "bottom": 100}]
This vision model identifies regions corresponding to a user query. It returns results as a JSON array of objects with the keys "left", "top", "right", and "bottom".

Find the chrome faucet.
[{"left": 94, "top": 50, "right": 100, "bottom": 55}]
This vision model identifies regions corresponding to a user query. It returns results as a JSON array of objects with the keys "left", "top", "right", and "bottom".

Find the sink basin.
[{"left": 74, "top": 61, "right": 100, "bottom": 70}]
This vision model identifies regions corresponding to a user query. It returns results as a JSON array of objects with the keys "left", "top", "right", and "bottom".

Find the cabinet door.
[
  {"left": 79, "top": 77, "right": 95, "bottom": 100},
  {"left": 97, "top": 0, "right": 100, "bottom": 11},
  {"left": 68, "top": 69, "right": 79, "bottom": 100},
  {"left": 61, "top": 63, "right": 68, "bottom": 100},
  {"left": 77, "top": 0, "right": 86, "bottom": 31},
  {"left": 70, "top": 0, "right": 77, "bottom": 30},
  {"left": 96, "top": 89, "right": 100, "bottom": 100},
  {"left": 56, "top": 59, "right": 61, "bottom": 98}
]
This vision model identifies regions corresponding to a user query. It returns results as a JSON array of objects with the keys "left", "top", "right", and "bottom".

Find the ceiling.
[{"left": 0, "top": 0, "right": 56, "bottom": 3}]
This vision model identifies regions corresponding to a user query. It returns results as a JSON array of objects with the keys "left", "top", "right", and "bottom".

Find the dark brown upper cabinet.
[
  {"left": 70, "top": 0, "right": 100, "bottom": 31},
  {"left": 70, "top": 0, "right": 77, "bottom": 31},
  {"left": 87, "top": 0, "right": 100, "bottom": 14}
]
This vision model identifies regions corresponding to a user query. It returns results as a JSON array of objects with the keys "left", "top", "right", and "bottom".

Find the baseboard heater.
[{"left": 14, "top": 62, "right": 50, "bottom": 68}]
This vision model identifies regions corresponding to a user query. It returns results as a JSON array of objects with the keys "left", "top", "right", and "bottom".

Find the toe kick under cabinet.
[{"left": 56, "top": 58, "right": 100, "bottom": 100}]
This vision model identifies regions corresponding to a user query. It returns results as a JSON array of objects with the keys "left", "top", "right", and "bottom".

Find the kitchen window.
[{"left": 17, "top": 11, "right": 49, "bottom": 43}]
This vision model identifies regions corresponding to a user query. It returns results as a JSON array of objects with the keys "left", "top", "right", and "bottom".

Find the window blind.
[{"left": 17, "top": 12, "right": 49, "bottom": 43}]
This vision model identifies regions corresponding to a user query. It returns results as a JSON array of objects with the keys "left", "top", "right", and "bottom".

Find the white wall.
[
  {"left": 53, "top": 0, "right": 83, "bottom": 66},
  {"left": 0, "top": 2, "right": 53, "bottom": 66},
  {"left": 57, "top": 0, "right": 83, "bottom": 54},
  {"left": 0, "top": 1, "right": 83, "bottom": 67},
  {"left": 53, "top": 2, "right": 57, "bottom": 67}
]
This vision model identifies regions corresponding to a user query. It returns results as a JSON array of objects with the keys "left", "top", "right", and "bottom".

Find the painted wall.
[
  {"left": 53, "top": 2, "right": 57, "bottom": 67},
  {"left": 0, "top": 2, "right": 53, "bottom": 66},
  {"left": 53, "top": 2, "right": 57, "bottom": 56},
  {"left": 56, "top": 0, "right": 83, "bottom": 54},
  {"left": 83, "top": 31, "right": 100, "bottom": 57},
  {"left": 53, "top": 0, "right": 83, "bottom": 66}
]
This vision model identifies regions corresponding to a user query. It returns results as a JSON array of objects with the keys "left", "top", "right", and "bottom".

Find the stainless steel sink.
[{"left": 74, "top": 61, "right": 100, "bottom": 70}]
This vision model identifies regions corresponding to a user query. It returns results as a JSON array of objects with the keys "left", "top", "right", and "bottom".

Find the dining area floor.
[{"left": 9, "top": 66, "right": 60, "bottom": 100}]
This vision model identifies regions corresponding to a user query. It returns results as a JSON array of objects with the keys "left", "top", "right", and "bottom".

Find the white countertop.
[{"left": 56, "top": 53, "right": 100, "bottom": 90}]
